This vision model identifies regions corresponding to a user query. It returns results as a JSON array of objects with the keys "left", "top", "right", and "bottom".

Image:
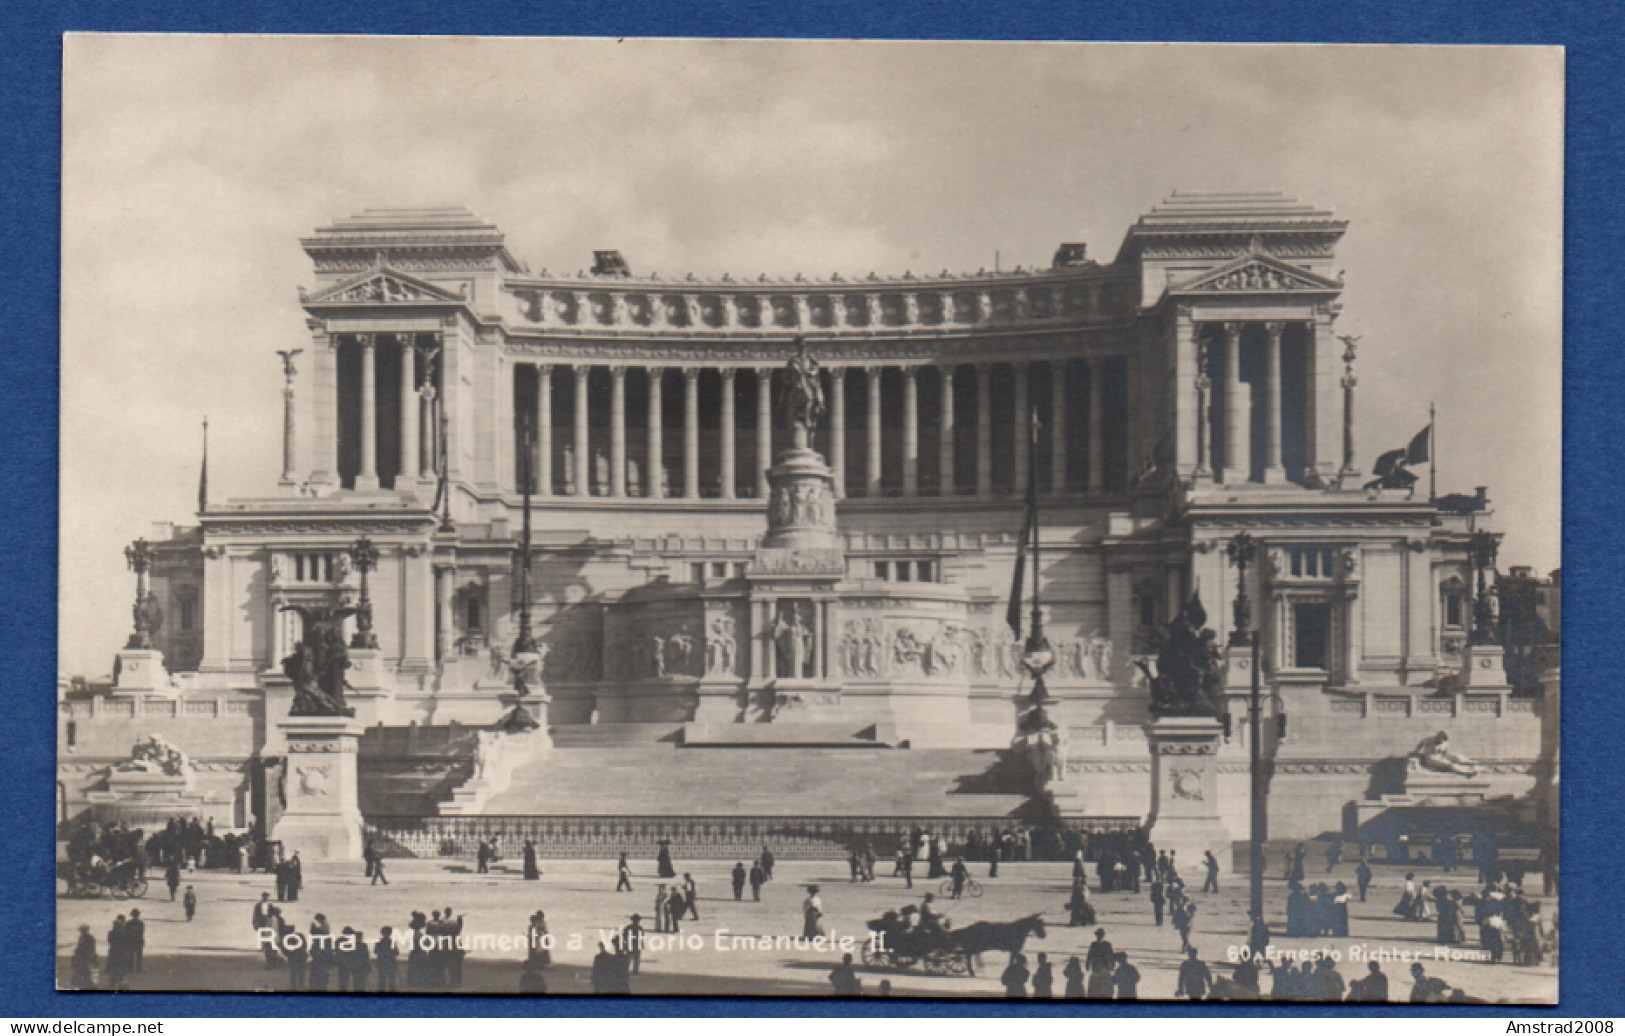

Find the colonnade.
[{"left": 510, "top": 358, "right": 1124, "bottom": 501}]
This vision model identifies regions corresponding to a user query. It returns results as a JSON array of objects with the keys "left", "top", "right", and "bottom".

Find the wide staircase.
[{"left": 479, "top": 742, "right": 1027, "bottom": 817}]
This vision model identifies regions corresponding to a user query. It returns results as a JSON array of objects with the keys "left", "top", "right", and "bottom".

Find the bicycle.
[{"left": 938, "top": 877, "right": 983, "bottom": 899}]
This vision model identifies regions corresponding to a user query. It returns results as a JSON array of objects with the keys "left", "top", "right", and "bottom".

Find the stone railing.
[{"left": 503, "top": 274, "right": 1132, "bottom": 334}]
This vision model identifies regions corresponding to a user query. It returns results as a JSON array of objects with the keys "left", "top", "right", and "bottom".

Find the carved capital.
[{"left": 682, "top": 366, "right": 702, "bottom": 383}]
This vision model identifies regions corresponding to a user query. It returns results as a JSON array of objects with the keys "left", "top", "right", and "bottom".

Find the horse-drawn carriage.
[
  {"left": 863, "top": 912, "right": 1045, "bottom": 978},
  {"left": 64, "top": 857, "right": 149, "bottom": 900}
]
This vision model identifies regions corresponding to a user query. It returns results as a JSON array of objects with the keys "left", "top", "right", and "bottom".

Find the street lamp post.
[
  {"left": 1468, "top": 530, "right": 1501, "bottom": 646},
  {"left": 348, "top": 536, "right": 380, "bottom": 649},
  {"left": 1227, "top": 531, "right": 1265, "bottom": 920},
  {"left": 124, "top": 538, "right": 156, "bottom": 650}
]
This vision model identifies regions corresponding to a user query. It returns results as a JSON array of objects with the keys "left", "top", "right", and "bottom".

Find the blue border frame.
[{"left": 5, "top": 0, "right": 1619, "bottom": 1017}]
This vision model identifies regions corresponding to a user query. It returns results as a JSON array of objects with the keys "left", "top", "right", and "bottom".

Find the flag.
[
  {"left": 1405, "top": 423, "right": 1432, "bottom": 465},
  {"left": 1371, "top": 448, "right": 1406, "bottom": 479},
  {"left": 1006, "top": 411, "right": 1042, "bottom": 639},
  {"left": 1006, "top": 502, "right": 1034, "bottom": 639},
  {"left": 197, "top": 417, "right": 209, "bottom": 513}
]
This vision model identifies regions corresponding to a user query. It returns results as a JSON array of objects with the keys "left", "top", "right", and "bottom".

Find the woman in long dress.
[
  {"left": 1414, "top": 881, "right": 1435, "bottom": 921},
  {"left": 1394, "top": 872, "right": 1417, "bottom": 919},
  {"left": 523, "top": 839, "right": 540, "bottom": 881},
  {"left": 527, "top": 909, "right": 552, "bottom": 967}
]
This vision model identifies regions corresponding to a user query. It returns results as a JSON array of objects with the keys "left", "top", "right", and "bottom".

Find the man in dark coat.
[
  {"left": 732, "top": 861, "right": 748, "bottom": 901},
  {"left": 1356, "top": 859, "right": 1373, "bottom": 901},
  {"left": 760, "top": 845, "right": 775, "bottom": 881},
  {"left": 126, "top": 909, "right": 145, "bottom": 973},
  {"left": 1176, "top": 947, "right": 1212, "bottom": 1000},
  {"left": 1149, "top": 879, "right": 1165, "bottom": 926},
  {"left": 1348, "top": 961, "right": 1389, "bottom": 1002},
  {"left": 749, "top": 861, "right": 767, "bottom": 901}
]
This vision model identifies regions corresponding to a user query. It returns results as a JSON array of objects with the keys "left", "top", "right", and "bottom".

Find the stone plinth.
[
  {"left": 112, "top": 649, "right": 173, "bottom": 694},
  {"left": 271, "top": 716, "right": 363, "bottom": 860},
  {"left": 1459, "top": 644, "right": 1512, "bottom": 690},
  {"left": 1145, "top": 716, "right": 1234, "bottom": 866},
  {"left": 761, "top": 447, "right": 838, "bottom": 552}
]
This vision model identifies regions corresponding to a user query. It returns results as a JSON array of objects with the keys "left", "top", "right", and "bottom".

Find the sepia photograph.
[{"left": 57, "top": 36, "right": 1562, "bottom": 1002}]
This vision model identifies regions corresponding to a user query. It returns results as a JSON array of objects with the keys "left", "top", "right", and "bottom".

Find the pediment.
[
  {"left": 301, "top": 265, "right": 467, "bottom": 306},
  {"left": 1172, "top": 253, "right": 1340, "bottom": 294}
]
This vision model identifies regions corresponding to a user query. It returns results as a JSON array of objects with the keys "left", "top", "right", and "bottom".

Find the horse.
[{"left": 946, "top": 914, "right": 1047, "bottom": 977}]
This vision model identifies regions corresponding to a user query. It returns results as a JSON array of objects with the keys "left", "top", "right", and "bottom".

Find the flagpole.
[
  {"left": 198, "top": 415, "right": 209, "bottom": 513},
  {"left": 1430, "top": 400, "right": 1437, "bottom": 503}
]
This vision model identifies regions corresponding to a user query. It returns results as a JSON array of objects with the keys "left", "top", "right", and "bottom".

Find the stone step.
[{"left": 476, "top": 744, "right": 1027, "bottom": 817}]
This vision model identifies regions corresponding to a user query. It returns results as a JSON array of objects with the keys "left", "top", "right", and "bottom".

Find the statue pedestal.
[
  {"left": 271, "top": 716, "right": 364, "bottom": 861},
  {"left": 1145, "top": 717, "right": 1233, "bottom": 870},
  {"left": 112, "top": 649, "right": 173, "bottom": 694},
  {"left": 1459, "top": 644, "right": 1512, "bottom": 690},
  {"left": 761, "top": 447, "right": 839, "bottom": 552},
  {"left": 1222, "top": 643, "right": 1255, "bottom": 692}
]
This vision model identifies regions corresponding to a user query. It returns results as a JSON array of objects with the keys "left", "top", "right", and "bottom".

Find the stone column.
[
  {"left": 755, "top": 367, "right": 773, "bottom": 497},
  {"left": 1221, "top": 322, "right": 1245, "bottom": 484},
  {"left": 976, "top": 362, "right": 993, "bottom": 497},
  {"left": 719, "top": 368, "right": 736, "bottom": 498},
  {"left": 866, "top": 366, "right": 883, "bottom": 496},
  {"left": 1013, "top": 361, "right": 1030, "bottom": 492},
  {"left": 1263, "top": 322, "right": 1286, "bottom": 483},
  {"left": 279, "top": 361, "right": 298, "bottom": 489},
  {"left": 609, "top": 365, "right": 628, "bottom": 497},
  {"left": 399, "top": 337, "right": 418, "bottom": 484},
  {"left": 1310, "top": 311, "right": 1341, "bottom": 484},
  {"left": 356, "top": 334, "right": 379, "bottom": 490},
  {"left": 683, "top": 366, "right": 701, "bottom": 499},
  {"left": 646, "top": 367, "right": 664, "bottom": 498},
  {"left": 1089, "top": 357, "right": 1106, "bottom": 493},
  {"left": 535, "top": 364, "right": 553, "bottom": 497},
  {"left": 829, "top": 369, "right": 846, "bottom": 498},
  {"left": 902, "top": 366, "right": 919, "bottom": 496},
  {"left": 308, "top": 322, "right": 338, "bottom": 488},
  {"left": 573, "top": 365, "right": 591, "bottom": 497},
  {"left": 1050, "top": 359, "right": 1067, "bottom": 494},
  {"left": 938, "top": 364, "right": 956, "bottom": 496},
  {"left": 435, "top": 565, "right": 454, "bottom": 661}
]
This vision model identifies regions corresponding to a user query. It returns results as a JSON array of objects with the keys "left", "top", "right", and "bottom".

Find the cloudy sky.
[{"left": 60, "top": 36, "right": 1562, "bottom": 676}]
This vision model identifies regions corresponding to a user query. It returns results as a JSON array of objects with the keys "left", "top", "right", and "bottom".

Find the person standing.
[
  {"left": 1149, "top": 878, "right": 1165, "bottom": 926},
  {"left": 761, "top": 845, "right": 775, "bottom": 881},
  {"left": 828, "top": 952, "right": 862, "bottom": 996},
  {"left": 1112, "top": 952, "right": 1141, "bottom": 1000},
  {"left": 1000, "top": 952, "right": 1030, "bottom": 998},
  {"left": 126, "top": 909, "right": 145, "bottom": 974},
  {"left": 71, "top": 925, "right": 97, "bottom": 990},
  {"left": 371, "top": 853, "right": 389, "bottom": 886},
  {"left": 666, "top": 886, "right": 685, "bottom": 934},
  {"left": 1202, "top": 850, "right": 1220, "bottom": 893},
  {"left": 749, "top": 861, "right": 767, "bottom": 901},
  {"left": 899, "top": 847, "right": 914, "bottom": 890},
  {"left": 1175, "top": 898, "right": 1200, "bottom": 953},
  {"left": 183, "top": 885, "right": 197, "bottom": 922},
  {"left": 1066, "top": 878, "right": 1094, "bottom": 927},
  {"left": 287, "top": 852, "right": 303, "bottom": 902},
  {"left": 617, "top": 852, "right": 633, "bottom": 892},
  {"left": 476, "top": 839, "right": 492, "bottom": 875},
  {"left": 732, "top": 861, "right": 747, "bottom": 901},
  {"left": 363, "top": 841, "right": 377, "bottom": 880},
  {"left": 1084, "top": 928, "right": 1114, "bottom": 998},
  {"left": 657, "top": 840, "right": 677, "bottom": 879},
  {"left": 1248, "top": 912, "right": 1271, "bottom": 958},
  {"left": 949, "top": 857, "right": 969, "bottom": 900},
  {"left": 1327, "top": 840, "right": 1343, "bottom": 872},
  {"left": 802, "top": 885, "right": 824, "bottom": 939},
  {"left": 622, "top": 914, "right": 646, "bottom": 975},
  {"left": 165, "top": 858, "right": 181, "bottom": 901},
  {"left": 375, "top": 926, "right": 399, "bottom": 992},
  {"left": 1176, "top": 947, "right": 1212, "bottom": 1001},
  {"left": 523, "top": 840, "right": 540, "bottom": 881},
  {"left": 653, "top": 885, "right": 669, "bottom": 932},
  {"left": 104, "top": 916, "right": 129, "bottom": 988},
  {"left": 683, "top": 873, "right": 700, "bottom": 920},
  {"left": 1062, "top": 955, "right": 1085, "bottom": 998},
  {"left": 1031, "top": 952, "right": 1054, "bottom": 998},
  {"left": 1355, "top": 859, "right": 1373, "bottom": 902},
  {"left": 253, "top": 892, "right": 275, "bottom": 935},
  {"left": 1348, "top": 961, "right": 1388, "bottom": 1002}
]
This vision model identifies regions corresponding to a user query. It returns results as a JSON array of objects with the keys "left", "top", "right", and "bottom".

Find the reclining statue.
[{"left": 1411, "top": 730, "right": 1480, "bottom": 777}]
